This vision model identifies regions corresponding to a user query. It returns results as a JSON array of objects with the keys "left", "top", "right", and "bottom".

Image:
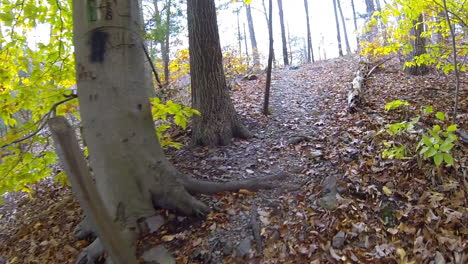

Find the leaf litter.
[{"left": 0, "top": 55, "right": 466, "bottom": 263}]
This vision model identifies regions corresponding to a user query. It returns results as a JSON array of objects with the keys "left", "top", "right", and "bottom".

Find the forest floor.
[{"left": 0, "top": 55, "right": 467, "bottom": 264}]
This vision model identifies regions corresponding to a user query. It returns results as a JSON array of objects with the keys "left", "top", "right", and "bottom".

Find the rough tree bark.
[
  {"left": 337, "top": 0, "right": 351, "bottom": 54},
  {"left": 303, "top": 0, "right": 315, "bottom": 63},
  {"left": 332, "top": 0, "right": 344, "bottom": 56},
  {"left": 245, "top": 3, "right": 261, "bottom": 68},
  {"left": 405, "top": 15, "right": 429, "bottom": 76},
  {"left": 277, "top": 0, "right": 289, "bottom": 66},
  {"left": 188, "top": 0, "right": 252, "bottom": 146},
  {"left": 70, "top": 0, "right": 284, "bottom": 262}
]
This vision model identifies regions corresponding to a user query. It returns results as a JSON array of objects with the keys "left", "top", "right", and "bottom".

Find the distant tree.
[
  {"left": 236, "top": 8, "right": 243, "bottom": 58},
  {"left": 337, "top": 0, "right": 351, "bottom": 54},
  {"left": 350, "top": 0, "right": 359, "bottom": 49},
  {"left": 188, "top": 0, "right": 252, "bottom": 145},
  {"left": 262, "top": 0, "right": 276, "bottom": 65},
  {"left": 332, "top": 0, "right": 344, "bottom": 56},
  {"left": 303, "top": 0, "right": 315, "bottom": 62},
  {"left": 277, "top": 0, "right": 289, "bottom": 66},
  {"left": 150, "top": 0, "right": 182, "bottom": 87},
  {"left": 245, "top": 3, "right": 261, "bottom": 68},
  {"left": 364, "top": 0, "right": 376, "bottom": 41},
  {"left": 405, "top": 14, "right": 429, "bottom": 75},
  {"left": 264, "top": 0, "right": 274, "bottom": 115}
]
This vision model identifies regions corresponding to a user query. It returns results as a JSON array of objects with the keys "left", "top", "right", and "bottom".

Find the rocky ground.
[{"left": 1, "top": 55, "right": 467, "bottom": 263}]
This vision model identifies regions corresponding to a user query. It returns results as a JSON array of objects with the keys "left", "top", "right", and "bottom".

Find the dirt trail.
[{"left": 165, "top": 57, "right": 360, "bottom": 263}]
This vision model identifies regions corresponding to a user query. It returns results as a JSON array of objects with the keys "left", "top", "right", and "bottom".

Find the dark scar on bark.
[
  {"left": 137, "top": 104, "right": 142, "bottom": 111},
  {"left": 90, "top": 30, "right": 109, "bottom": 63}
]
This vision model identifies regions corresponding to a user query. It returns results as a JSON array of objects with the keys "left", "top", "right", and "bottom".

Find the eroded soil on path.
[{"left": 1, "top": 56, "right": 466, "bottom": 264}]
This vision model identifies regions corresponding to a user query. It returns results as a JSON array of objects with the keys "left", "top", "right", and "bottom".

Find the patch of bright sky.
[
  {"left": 17, "top": 0, "right": 370, "bottom": 64},
  {"left": 216, "top": 0, "right": 368, "bottom": 64}
]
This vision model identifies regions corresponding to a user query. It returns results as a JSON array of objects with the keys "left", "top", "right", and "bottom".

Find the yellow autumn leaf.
[{"left": 383, "top": 186, "right": 393, "bottom": 196}]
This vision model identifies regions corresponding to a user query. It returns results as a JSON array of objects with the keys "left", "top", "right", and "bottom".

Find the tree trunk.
[
  {"left": 375, "top": 0, "right": 381, "bottom": 10},
  {"left": 70, "top": 1, "right": 288, "bottom": 262},
  {"left": 350, "top": 0, "right": 359, "bottom": 49},
  {"left": 188, "top": 0, "right": 252, "bottom": 146},
  {"left": 405, "top": 15, "right": 429, "bottom": 76},
  {"left": 245, "top": 3, "right": 260, "bottom": 68},
  {"left": 243, "top": 23, "right": 249, "bottom": 61},
  {"left": 236, "top": 9, "right": 242, "bottom": 59},
  {"left": 163, "top": 0, "right": 171, "bottom": 87},
  {"left": 332, "top": 0, "right": 344, "bottom": 56},
  {"left": 303, "top": 0, "right": 314, "bottom": 63},
  {"left": 264, "top": 0, "right": 274, "bottom": 115},
  {"left": 72, "top": 0, "right": 210, "bottom": 261},
  {"left": 262, "top": 0, "right": 276, "bottom": 65},
  {"left": 364, "top": 0, "right": 376, "bottom": 42},
  {"left": 337, "top": 0, "right": 351, "bottom": 54},
  {"left": 277, "top": 0, "right": 289, "bottom": 66},
  {"left": 287, "top": 22, "right": 293, "bottom": 64}
]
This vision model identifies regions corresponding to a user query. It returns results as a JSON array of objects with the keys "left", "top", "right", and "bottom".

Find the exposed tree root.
[{"left": 179, "top": 171, "right": 289, "bottom": 195}]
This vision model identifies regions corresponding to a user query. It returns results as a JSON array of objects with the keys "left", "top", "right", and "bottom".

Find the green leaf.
[
  {"left": 435, "top": 112, "right": 445, "bottom": 121},
  {"left": 425, "top": 147, "right": 437, "bottom": 158},
  {"left": 423, "top": 106, "right": 433, "bottom": 114},
  {"left": 443, "top": 153, "right": 454, "bottom": 165},
  {"left": 446, "top": 133, "right": 457, "bottom": 143},
  {"left": 384, "top": 100, "right": 410, "bottom": 111},
  {"left": 433, "top": 125, "right": 441, "bottom": 132},
  {"left": 433, "top": 153, "right": 443, "bottom": 167},
  {"left": 421, "top": 135, "right": 433, "bottom": 146},
  {"left": 447, "top": 125, "right": 457, "bottom": 132},
  {"left": 419, "top": 146, "right": 429, "bottom": 155},
  {"left": 439, "top": 142, "right": 454, "bottom": 152}
]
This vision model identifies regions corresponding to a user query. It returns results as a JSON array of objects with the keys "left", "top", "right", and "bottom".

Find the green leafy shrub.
[
  {"left": 151, "top": 98, "right": 200, "bottom": 148},
  {"left": 384, "top": 100, "right": 410, "bottom": 111},
  {"left": 380, "top": 101, "right": 458, "bottom": 169}
]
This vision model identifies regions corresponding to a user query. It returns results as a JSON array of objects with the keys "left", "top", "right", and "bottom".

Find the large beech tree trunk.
[
  {"left": 277, "top": 0, "right": 289, "bottom": 66},
  {"left": 405, "top": 15, "right": 429, "bottom": 75},
  {"left": 70, "top": 0, "right": 280, "bottom": 262},
  {"left": 188, "top": 0, "right": 251, "bottom": 146},
  {"left": 303, "top": 0, "right": 314, "bottom": 63}
]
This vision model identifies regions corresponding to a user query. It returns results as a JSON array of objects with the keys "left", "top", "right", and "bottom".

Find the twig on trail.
[
  {"left": 1, "top": 95, "right": 77, "bottom": 149},
  {"left": 250, "top": 205, "right": 263, "bottom": 255}
]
